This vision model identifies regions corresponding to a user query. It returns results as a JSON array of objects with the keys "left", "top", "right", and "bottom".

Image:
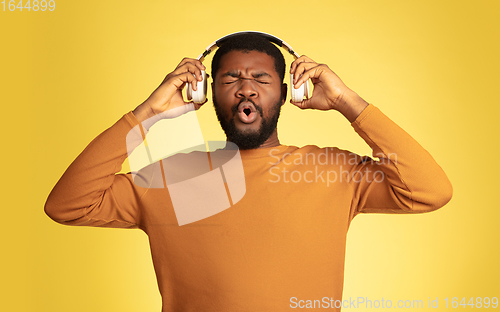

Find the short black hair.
[{"left": 211, "top": 33, "right": 286, "bottom": 83}]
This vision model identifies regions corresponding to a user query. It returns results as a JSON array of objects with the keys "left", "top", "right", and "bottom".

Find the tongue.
[{"left": 237, "top": 102, "right": 258, "bottom": 123}]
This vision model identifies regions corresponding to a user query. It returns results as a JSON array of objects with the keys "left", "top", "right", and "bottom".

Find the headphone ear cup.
[
  {"left": 187, "top": 70, "right": 207, "bottom": 104},
  {"left": 290, "top": 73, "right": 309, "bottom": 103}
]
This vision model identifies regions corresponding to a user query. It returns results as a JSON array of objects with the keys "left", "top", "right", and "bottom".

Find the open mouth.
[{"left": 237, "top": 102, "right": 258, "bottom": 124}]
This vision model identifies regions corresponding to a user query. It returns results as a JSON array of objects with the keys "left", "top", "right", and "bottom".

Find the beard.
[{"left": 213, "top": 94, "right": 283, "bottom": 150}]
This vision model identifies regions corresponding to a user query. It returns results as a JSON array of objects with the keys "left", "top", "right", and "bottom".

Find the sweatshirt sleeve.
[
  {"left": 44, "top": 112, "right": 148, "bottom": 230},
  {"left": 347, "top": 104, "right": 453, "bottom": 217}
]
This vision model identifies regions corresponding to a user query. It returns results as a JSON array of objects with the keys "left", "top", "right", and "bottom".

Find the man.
[{"left": 45, "top": 34, "right": 452, "bottom": 311}]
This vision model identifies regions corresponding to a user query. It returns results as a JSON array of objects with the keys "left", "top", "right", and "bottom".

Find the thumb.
[
  {"left": 290, "top": 97, "right": 313, "bottom": 110},
  {"left": 191, "top": 98, "right": 208, "bottom": 110}
]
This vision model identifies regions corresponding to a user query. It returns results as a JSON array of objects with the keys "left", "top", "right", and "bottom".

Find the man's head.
[
  {"left": 211, "top": 34, "right": 286, "bottom": 83},
  {"left": 211, "top": 34, "right": 287, "bottom": 150}
]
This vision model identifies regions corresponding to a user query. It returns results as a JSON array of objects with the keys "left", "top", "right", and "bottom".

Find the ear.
[{"left": 281, "top": 83, "right": 287, "bottom": 105}]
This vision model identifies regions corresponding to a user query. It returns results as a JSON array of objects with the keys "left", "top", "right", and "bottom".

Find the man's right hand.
[{"left": 133, "top": 58, "right": 208, "bottom": 123}]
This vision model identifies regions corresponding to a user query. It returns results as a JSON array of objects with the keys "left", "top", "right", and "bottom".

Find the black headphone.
[{"left": 186, "top": 31, "right": 310, "bottom": 103}]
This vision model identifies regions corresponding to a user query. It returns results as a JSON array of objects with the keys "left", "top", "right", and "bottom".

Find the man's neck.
[
  {"left": 255, "top": 129, "right": 280, "bottom": 149},
  {"left": 257, "top": 133, "right": 280, "bottom": 149}
]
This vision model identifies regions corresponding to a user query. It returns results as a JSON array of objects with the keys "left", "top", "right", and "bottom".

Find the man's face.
[{"left": 212, "top": 50, "right": 286, "bottom": 150}]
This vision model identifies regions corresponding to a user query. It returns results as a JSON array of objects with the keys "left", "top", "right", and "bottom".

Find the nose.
[{"left": 236, "top": 79, "right": 258, "bottom": 99}]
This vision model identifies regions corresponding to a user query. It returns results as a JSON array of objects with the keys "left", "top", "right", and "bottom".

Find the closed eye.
[{"left": 223, "top": 79, "right": 269, "bottom": 85}]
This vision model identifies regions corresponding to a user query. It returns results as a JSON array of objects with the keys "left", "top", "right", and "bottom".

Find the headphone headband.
[
  {"left": 197, "top": 31, "right": 299, "bottom": 62},
  {"left": 188, "top": 31, "right": 308, "bottom": 104}
]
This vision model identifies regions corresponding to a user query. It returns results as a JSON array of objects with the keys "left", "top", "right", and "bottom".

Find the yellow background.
[{"left": 1, "top": 0, "right": 499, "bottom": 311}]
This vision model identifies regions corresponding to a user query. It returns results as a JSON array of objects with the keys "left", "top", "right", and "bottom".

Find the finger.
[
  {"left": 293, "top": 63, "right": 320, "bottom": 88},
  {"left": 292, "top": 60, "right": 321, "bottom": 86},
  {"left": 176, "top": 57, "right": 205, "bottom": 69},
  {"left": 165, "top": 71, "right": 199, "bottom": 93},
  {"left": 290, "top": 55, "right": 314, "bottom": 72},
  {"left": 172, "top": 62, "right": 205, "bottom": 82},
  {"left": 294, "top": 65, "right": 327, "bottom": 89},
  {"left": 176, "top": 57, "right": 206, "bottom": 71},
  {"left": 290, "top": 55, "right": 316, "bottom": 75}
]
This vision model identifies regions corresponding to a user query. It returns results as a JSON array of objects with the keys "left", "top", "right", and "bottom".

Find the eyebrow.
[{"left": 221, "top": 71, "right": 272, "bottom": 79}]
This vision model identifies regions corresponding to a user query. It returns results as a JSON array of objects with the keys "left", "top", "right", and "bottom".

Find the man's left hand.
[{"left": 290, "top": 55, "right": 369, "bottom": 122}]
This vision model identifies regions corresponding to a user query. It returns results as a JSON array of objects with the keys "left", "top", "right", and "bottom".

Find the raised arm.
[
  {"left": 290, "top": 55, "right": 452, "bottom": 214},
  {"left": 44, "top": 57, "right": 208, "bottom": 228}
]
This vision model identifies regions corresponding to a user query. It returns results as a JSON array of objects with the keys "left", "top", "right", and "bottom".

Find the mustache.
[{"left": 231, "top": 98, "right": 263, "bottom": 116}]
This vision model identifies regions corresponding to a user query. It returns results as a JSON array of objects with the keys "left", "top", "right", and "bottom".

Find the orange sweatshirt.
[{"left": 45, "top": 104, "right": 452, "bottom": 311}]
